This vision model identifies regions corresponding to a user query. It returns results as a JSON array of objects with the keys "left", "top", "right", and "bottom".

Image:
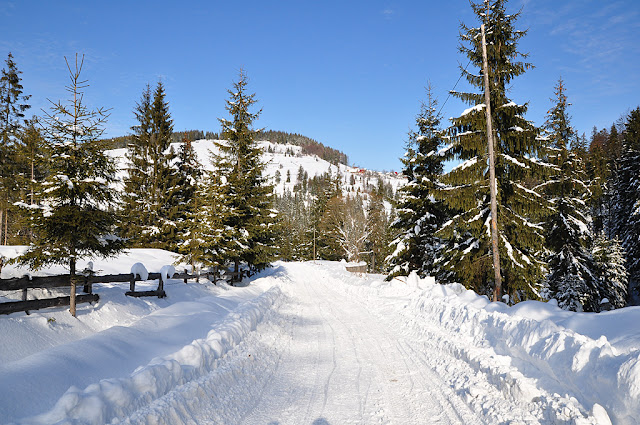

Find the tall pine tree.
[
  {"left": 211, "top": 70, "right": 277, "bottom": 280},
  {"left": 17, "top": 55, "right": 124, "bottom": 315},
  {"left": 0, "top": 52, "right": 31, "bottom": 245},
  {"left": 387, "top": 85, "right": 450, "bottom": 281},
  {"left": 539, "top": 79, "right": 599, "bottom": 312},
  {"left": 438, "top": 0, "right": 548, "bottom": 300},
  {"left": 173, "top": 138, "right": 202, "bottom": 252},
  {"left": 121, "top": 82, "right": 180, "bottom": 249},
  {"left": 613, "top": 107, "right": 640, "bottom": 298},
  {"left": 592, "top": 232, "right": 628, "bottom": 309}
]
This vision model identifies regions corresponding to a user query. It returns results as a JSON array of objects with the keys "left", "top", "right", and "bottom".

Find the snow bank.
[
  {"left": 325, "top": 264, "right": 639, "bottom": 424},
  {"left": 0, "top": 248, "right": 283, "bottom": 423},
  {"left": 8, "top": 285, "right": 281, "bottom": 425}
]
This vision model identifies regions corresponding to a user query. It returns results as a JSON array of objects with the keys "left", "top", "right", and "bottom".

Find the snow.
[
  {"left": 451, "top": 156, "right": 478, "bottom": 172},
  {"left": 502, "top": 153, "right": 529, "bottom": 168},
  {"left": 461, "top": 103, "right": 485, "bottom": 116},
  {"left": 1, "top": 253, "right": 639, "bottom": 424},
  {"left": 130, "top": 263, "right": 148, "bottom": 281}
]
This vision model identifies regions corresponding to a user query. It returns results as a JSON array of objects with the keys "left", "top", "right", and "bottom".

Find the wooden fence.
[{"left": 0, "top": 269, "right": 215, "bottom": 316}]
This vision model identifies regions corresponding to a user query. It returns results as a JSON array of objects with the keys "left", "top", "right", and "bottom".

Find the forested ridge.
[{"left": 98, "top": 129, "right": 348, "bottom": 166}]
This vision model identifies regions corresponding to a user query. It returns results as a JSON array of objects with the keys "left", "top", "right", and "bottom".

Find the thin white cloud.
[{"left": 382, "top": 9, "right": 394, "bottom": 19}]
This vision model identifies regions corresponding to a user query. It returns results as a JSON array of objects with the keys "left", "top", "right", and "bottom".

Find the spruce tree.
[
  {"left": 180, "top": 170, "right": 230, "bottom": 274},
  {"left": 613, "top": 107, "right": 640, "bottom": 296},
  {"left": 0, "top": 52, "right": 31, "bottom": 244},
  {"left": 121, "top": 84, "right": 153, "bottom": 244},
  {"left": 173, "top": 138, "right": 202, "bottom": 250},
  {"left": 211, "top": 70, "right": 277, "bottom": 279},
  {"left": 14, "top": 119, "right": 47, "bottom": 243},
  {"left": 17, "top": 55, "right": 124, "bottom": 315},
  {"left": 121, "top": 82, "right": 179, "bottom": 249},
  {"left": 387, "top": 85, "right": 449, "bottom": 281},
  {"left": 366, "top": 188, "right": 391, "bottom": 273},
  {"left": 311, "top": 172, "right": 343, "bottom": 261},
  {"left": 539, "top": 79, "right": 598, "bottom": 312},
  {"left": 438, "top": 0, "right": 548, "bottom": 300},
  {"left": 592, "top": 232, "right": 628, "bottom": 309}
]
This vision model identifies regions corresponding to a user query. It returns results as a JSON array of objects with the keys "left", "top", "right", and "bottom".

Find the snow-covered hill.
[
  {"left": 1, "top": 253, "right": 639, "bottom": 424},
  {"left": 107, "top": 139, "right": 407, "bottom": 199}
]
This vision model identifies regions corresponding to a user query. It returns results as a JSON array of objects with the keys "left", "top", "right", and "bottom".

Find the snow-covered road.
[
  {"left": 232, "top": 262, "right": 482, "bottom": 425},
  {"left": 3, "top": 256, "right": 638, "bottom": 424}
]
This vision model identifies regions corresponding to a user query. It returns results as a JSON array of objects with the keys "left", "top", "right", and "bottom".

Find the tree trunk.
[
  {"left": 4, "top": 207, "right": 8, "bottom": 245},
  {"left": 481, "top": 22, "right": 503, "bottom": 303},
  {"left": 234, "top": 259, "right": 240, "bottom": 285},
  {"left": 69, "top": 258, "right": 77, "bottom": 317}
]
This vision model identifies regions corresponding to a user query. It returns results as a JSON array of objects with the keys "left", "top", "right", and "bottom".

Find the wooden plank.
[
  {"left": 125, "top": 290, "right": 166, "bottom": 298},
  {"left": 0, "top": 294, "right": 99, "bottom": 315},
  {"left": 0, "top": 271, "right": 199, "bottom": 292},
  {"left": 87, "top": 273, "right": 134, "bottom": 284},
  {"left": 0, "top": 275, "right": 72, "bottom": 291}
]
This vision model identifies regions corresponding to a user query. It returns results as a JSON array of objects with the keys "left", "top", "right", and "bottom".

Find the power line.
[{"left": 438, "top": 59, "right": 473, "bottom": 118}]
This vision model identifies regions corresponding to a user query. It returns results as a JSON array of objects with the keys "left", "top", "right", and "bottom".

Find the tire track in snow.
[{"left": 305, "top": 266, "right": 483, "bottom": 425}]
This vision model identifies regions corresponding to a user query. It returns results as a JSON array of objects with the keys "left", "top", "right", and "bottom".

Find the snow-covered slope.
[
  {"left": 107, "top": 139, "right": 407, "bottom": 198},
  {"left": 1, "top": 257, "right": 639, "bottom": 424}
]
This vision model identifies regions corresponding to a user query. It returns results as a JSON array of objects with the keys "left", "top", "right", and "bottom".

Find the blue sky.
[{"left": 1, "top": 0, "right": 638, "bottom": 171}]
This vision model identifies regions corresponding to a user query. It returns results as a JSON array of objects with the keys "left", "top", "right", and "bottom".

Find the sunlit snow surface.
[{"left": 0, "top": 250, "right": 638, "bottom": 424}]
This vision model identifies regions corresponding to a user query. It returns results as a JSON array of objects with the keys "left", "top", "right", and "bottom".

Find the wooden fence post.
[
  {"left": 158, "top": 274, "right": 164, "bottom": 296},
  {"left": 22, "top": 287, "right": 29, "bottom": 315},
  {"left": 129, "top": 274, "right": 136, "bottom": 292},
  {"left": 83, "top": 276, "right": 92, "bottom": 294}
]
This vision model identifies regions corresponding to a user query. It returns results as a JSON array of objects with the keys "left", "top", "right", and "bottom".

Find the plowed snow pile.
[{"left": 1, "top": 253, "right": 638, "bottom": 424}]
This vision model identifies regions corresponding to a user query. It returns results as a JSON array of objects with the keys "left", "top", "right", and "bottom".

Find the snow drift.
[{"left": 337, "top": 269, "right": 640, "bottom": 424}]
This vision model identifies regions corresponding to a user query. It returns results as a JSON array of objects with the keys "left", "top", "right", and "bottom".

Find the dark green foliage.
[
  {"left": 14, "top": 119, "right": 47, "bottom": 243},
  {"left": 275, "top": 190, "right": 311, "bottom": 261},
  {"left": 173, "top": 138, "right": 202, "bottom": 246},
  {"left": 121, "top": 84, "right": 153, "bottom": 244},
  {"left": 366, "top": 188, "right": 392, "bottom": 273},
  {"left": 121, "top": 82, "right": 182, "bottom": 250},
  {"left": 540, "top": 79, "right": 598, "bottom": 311},
  {"left": 592, "top": 233, "right": 628, "bottom": 309},
  {"left": 437, "top": 0, "right": 548, "bottom": 299},
  {"left": 0, "top": 52, "right": 31, "bottom": 244},
  {"left": 387, "top": 86, "right": 450, "bottom": 281},
  {"left": 613, "top": 108, "right": 640, "bottom": 294},
  {"left": 179, "top": 170, "right": 230, "bottom": 271},
  {"left": 211, "top": 70, "right": 277, "bottom": 277},
  {"left": 17, "top": 55, "right": 124, "bottom": 274}
]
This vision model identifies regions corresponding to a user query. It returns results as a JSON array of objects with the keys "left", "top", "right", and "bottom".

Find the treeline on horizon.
[{"left": 99, "top": 129, "right": 348, "bottom": 166}]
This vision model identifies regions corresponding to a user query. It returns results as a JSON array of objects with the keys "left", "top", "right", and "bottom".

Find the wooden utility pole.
[{"left": 481, "top": 22, "right": 503, "bottom": 302}]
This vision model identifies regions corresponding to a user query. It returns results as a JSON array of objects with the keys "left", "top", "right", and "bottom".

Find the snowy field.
[{"left": 1, "top": 250, "right": 639, "bottom": 424}]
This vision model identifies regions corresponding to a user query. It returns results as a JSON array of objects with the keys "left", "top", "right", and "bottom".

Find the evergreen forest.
[{"left": 1, "top": 0, "right": 638, "bottom": 312}]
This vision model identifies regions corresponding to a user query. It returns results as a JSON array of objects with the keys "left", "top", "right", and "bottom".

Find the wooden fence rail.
[{"left": 0, "top": 269, "right": 210, "bottom": 316}]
